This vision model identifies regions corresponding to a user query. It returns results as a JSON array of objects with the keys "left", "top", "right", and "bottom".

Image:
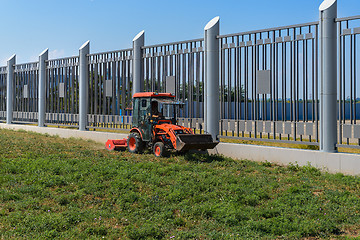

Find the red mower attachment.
[{"left": 105, "top": 139, "right": 127, "bottom": 151}]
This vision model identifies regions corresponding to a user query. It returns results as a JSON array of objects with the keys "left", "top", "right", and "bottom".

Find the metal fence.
[
  {"left": 45, "top": 56, "right": 79, "bottom": 127},
  {"left": 337, "top": 15, "right": 360, "bottom": 147},
  {"left": 143, "top": 39, "right": 204, "bottom": 118},
  {"left": 217, "top": 22, "right": 319, "bottom": 145},
  {"left": 87, "top": 49, "right": 133, "bottom": 130},
  {"left": 13, "top": 62, "right": 39, "bottom": 123},
  {"left": 0, "top": 12, "right": 359, "bottom": 150}
]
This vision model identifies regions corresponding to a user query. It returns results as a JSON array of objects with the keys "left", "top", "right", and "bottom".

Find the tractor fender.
[{"left": 129, "top": 128, "right": 144, "bottom": 140}]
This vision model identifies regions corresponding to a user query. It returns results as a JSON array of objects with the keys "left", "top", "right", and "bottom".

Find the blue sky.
[{"left": 0, "top": 0, "right": 359, "bottom": 65}]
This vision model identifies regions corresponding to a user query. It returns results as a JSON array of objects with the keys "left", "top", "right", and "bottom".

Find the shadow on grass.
[{"left": 183, "top": 152, "right": 227, "bottom": 163}]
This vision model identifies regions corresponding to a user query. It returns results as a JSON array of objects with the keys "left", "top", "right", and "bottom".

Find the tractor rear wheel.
[
  {"left": 153, "top": 142, "right": 166, "bottom": 157},
  {"left": 127, "top": 133, "right": 143, "bottom": 153}
]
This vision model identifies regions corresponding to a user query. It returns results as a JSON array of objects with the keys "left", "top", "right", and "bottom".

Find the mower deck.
[{"left": 105, "top": 139, "right": 127, "bottom": 151}]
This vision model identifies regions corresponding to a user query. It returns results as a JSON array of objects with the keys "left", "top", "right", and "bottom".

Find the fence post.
[
  {"left": 6, "top": 55, "right": 16, "bottom": 124},
  {"left": 79, "top": 41, "right": 90, "bottom": 131},
  {"left": 38, "top": 49, "right": 48, "bottom": 127},
  {"left": 132, "top": 30, "right": 145, "bottom": 96},
  {"left": 204, "top": 17, "right": 220, "bottom": 141},
  {"left": 319, "top": 0, "right": 337, "bottom": 152}
]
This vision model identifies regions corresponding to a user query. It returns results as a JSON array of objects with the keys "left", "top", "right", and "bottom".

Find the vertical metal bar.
[
  {"left": 354, "top": 31, "right": 357, "bottom": 125},
  {"left": 164, "top": 47, "right": 167, "bottom": 94},
  {"left": 350, "top": 34, "right": 353, "bottom": 124},
  {"left": 315, "top": 24, "right": 319, "bottom": 143},
  {"left": 236, "top": 37, "right": 240, "bottom": 123},
  {"left": 204, "top": 16, "right": 220, "bottom": 140},
  {"left": 36, "top": 66, "right": 39, "bottom": 115},
  {"left": 51, "top": 65, "right": 55, "bottom": 117},
  {"left": 304, "top": 34, "right": 307, "bottom": 122},
  {"left": 275, "top": 32, "right": 278, "bottom": 124},
  {"left": 319, "top": 0, "right": 337, "bottom": 152},
  {"left": 121, "top": 57, "right": 126, "bottom": 116},
  {"left": 29, "top": 68, "right": 32, "bottom": 119},
  {"left": 144, "top": 53, "right": 148, "bottom": 92},
  {"left": 253, "top": 33, "right": 258, "bottom": 137},
  {"left": 157, "top": 49, "right": 161, "bottom": 92},
  {"left": 196, "top": 49, "right": 200, "bottom": 118},
  {"left": 127, "top": 56, "right": 132, "bottom": 116},
  {"left": 116, "top": 56, "right": 120, "bottom": 117},
  {"left": 312, "top": 33, "right": 316, "bottom": 124},
  {"left": 252, "top": 34, "right": 255, "bottom": 127},
  {"left": 352, "top": 33, "right": 356, "bottom": 124},
  {"left": 89, "top": 59, "right": 93, "bottom": 118},
  {"left": 262, "top": 47, "right": 265, "bottom": 138},
  {"left": 151, "top": 49, "right": 155, "bottom": 91},
  {"left": 188, "top": 44, "right": 193, "bottom": 118},
  {"left": 181, "top": 46, "right": 186, "bottom": 115},
  {"left": 235, "top": 37, "right": 239, "bottom": 123},
  {"left": 106, "top": 61, "right": 110, "bottom": 117},
  {"left": 111, "top": 55, "right": 116, "bottom": 122},
  {"left": 56, "top": 63, "right": 60, "bottom": 124},
  {"left": 46, "top": 64, "right": 49, "bottom": 115},
  {"left": 38, "top": 49, "right": 48, "bottom": 127},
  {"left": 342, "top": 32, "right": 346, "bottom": 126},
  {"left": 79, "top": 41, "right": 90, "bottom": 131},
  {"left": 71, "top": 60, "right": 76, "bottom": 117},
  {"left": 132, "top": 31, "right": 145, "bottom": 96},
  {"left": 221, "top": 38, "right": 225, "bottom": 120},
  {"left": 296, "top": 29, "right": 299, "bottom": 124},
  {"left": 94, "top": 57, "right": 99, "bottom": 115},
  {"left": 26, "top": 69, "right": 29, "bottom": 120},
  {"left": 64, "top": 63, "right": 68, "bottom": 116},
  {"left": 290, "top": 29, "right": 294, "bottom": 124},
  {"left": 228, "top": 38, "right": 232, "bottom": 121},
  {"left": 241, "top": 35, "right": 244, "bottom": 127},
  {"left": 245, "top": 37, "right": 249, "bottom": 121},
  {"left": 7, "top": 55, "right": 16, "bottom": 124},
  {"left": 271, "top": 31, "right": 275, "bottom": 138},
  {"left": 55, "top": 63, "right": 58, "bottom": 117},
  {"left": 102, "top": 57, "right": 106, "bottom": 116},
  {"left": 283, "top": 39, "right": 286, "bottom": 122}
]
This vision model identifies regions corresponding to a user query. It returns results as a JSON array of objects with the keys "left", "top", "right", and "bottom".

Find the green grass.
[{"left": 1, "top": 129, "right": 360, "bottom": 239}]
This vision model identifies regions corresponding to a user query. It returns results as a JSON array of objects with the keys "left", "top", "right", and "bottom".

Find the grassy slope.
[{"left": 0, "top": 129, "right": 360, "bottom": 239}]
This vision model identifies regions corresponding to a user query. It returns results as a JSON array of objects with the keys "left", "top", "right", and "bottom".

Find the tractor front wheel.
[
  {"left": 127, "top": 133, "right": 143, "bottom": 153},
  {"left": 153, "top": 142, "right": 167, "bottom": 157}
]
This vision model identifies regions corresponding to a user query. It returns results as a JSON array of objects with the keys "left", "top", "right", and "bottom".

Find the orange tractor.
[{"left": 106, "top": 92, "right": 218, "bottom": 157}]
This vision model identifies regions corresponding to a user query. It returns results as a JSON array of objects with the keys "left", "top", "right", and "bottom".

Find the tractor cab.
[
  {"left": 150, "top": 98, "right": 184, "bottom": 123},
  {"left": 132, "top": 92, "right": 184, "bottom": 142}
]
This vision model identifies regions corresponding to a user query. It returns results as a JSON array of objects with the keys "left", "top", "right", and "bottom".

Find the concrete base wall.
[
  {"left": 1, "top": 123, "right": 359, "bottom": 176},
  {"left": 0, "top": 123, "right": 128, "bottom": 144},
  {"left": 209, "top": 143, "right": 360, "bottom": 175}
]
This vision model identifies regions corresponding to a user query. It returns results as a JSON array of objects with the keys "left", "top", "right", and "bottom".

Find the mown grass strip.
[{"left": 0, "top": 128, "right": 360, "bottom": 239}]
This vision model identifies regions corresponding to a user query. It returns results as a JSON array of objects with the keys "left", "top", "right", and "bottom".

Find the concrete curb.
[
  {"left": 0, "top": 123, "right": 128, "bottom": 144},
  {"left": 209, "top": 143, "right": 359, "bottom": 175}
]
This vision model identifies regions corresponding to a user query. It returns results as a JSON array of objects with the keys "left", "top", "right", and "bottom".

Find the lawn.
[{"left": 0, "top": 128, "right": 360, "bottom": 239}]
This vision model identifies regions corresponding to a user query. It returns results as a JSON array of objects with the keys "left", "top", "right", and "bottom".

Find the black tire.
[
  {"left": 153, "top": 142, "right": 167, "bottom": 157},
  {"left": 127, "top": 133, "right": 143, "bottom": 153}
]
